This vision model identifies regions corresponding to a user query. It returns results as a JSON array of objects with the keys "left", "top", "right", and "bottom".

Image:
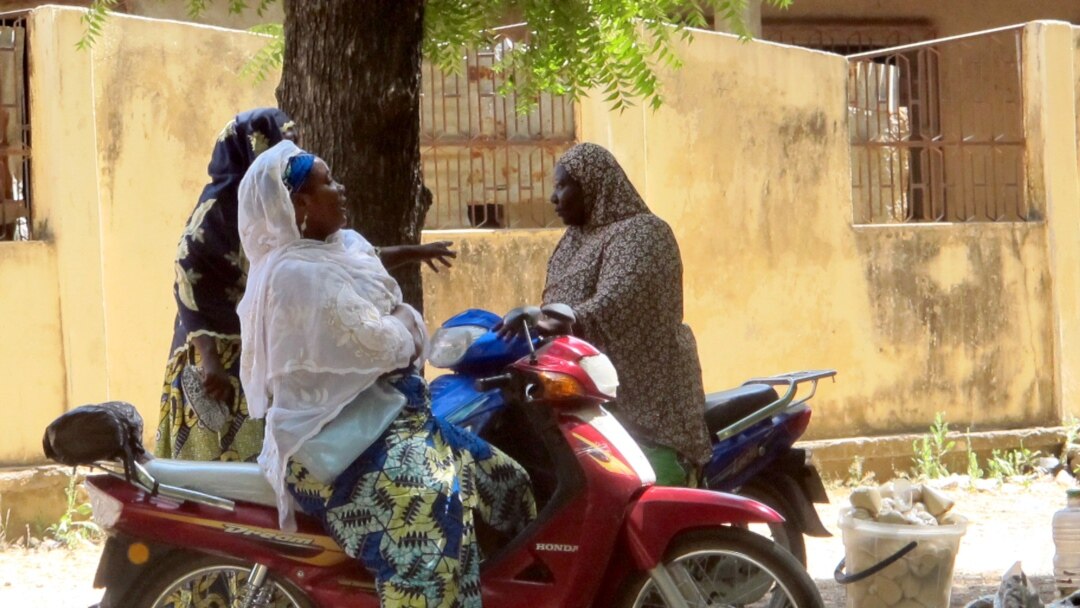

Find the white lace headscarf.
[{"left": 237, "top": 140, "right": 426, "bottom": 529}]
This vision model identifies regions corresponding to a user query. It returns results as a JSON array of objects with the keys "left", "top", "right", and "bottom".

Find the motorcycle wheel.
[
  {"left": 616, "top": 527, "right": 823, "bottom": 608},
  {"left": 127, "top": 554, "right": 315, "bottom": 608},
  {"left": 737, "top": 479, "right": 808, "bottom": 567}
]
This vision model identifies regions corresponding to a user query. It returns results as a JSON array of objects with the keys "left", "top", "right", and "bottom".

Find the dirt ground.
[{"left": 0, "top": 476, "right": 1069, "bottom": 607}]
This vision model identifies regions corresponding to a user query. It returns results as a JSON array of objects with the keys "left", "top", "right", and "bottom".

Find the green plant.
[
  {"left": 242, "top": 23, "right": 285, "bottom": 84},
  {"left": 965, "top": 432, "right": 983, "bottom": 482},
  {"left": 80, "top": 0, "right": 794, "bottom": 112},
  {"left": 986, "top": 450, "right": 1015, "bottom": 479},
  {"left": 846, "top": 455, "right": 863, "bottom": 486},
  {"left": 987, "top": 444, "right": 1042, "bottom": 480},
  {"left": 0, "top": 498, "right": 9, "bottom": 549},
  {"left": 844, "top": 455, "right": 875, "bottom": 487},
  {"left": 911, "top": 412, "right": 955, "bottom": 480},
  {"left": 1063, "top": 415, "right": 1080, "bottom": 474},
  {"left": 1065, "top": 415, "right": 1079, "bottom": 447},
  {"left": 46, "top": 475, "right": 101, "bottom": 548}
]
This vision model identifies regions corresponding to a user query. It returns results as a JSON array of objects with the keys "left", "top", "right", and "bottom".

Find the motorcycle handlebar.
[{"left": 475, "top": 373, "right": 514, "bottom": 392}]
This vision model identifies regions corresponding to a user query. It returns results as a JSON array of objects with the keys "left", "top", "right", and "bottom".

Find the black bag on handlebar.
[{"left": 42, "top": 401, "right": 147, "bottom": 480}]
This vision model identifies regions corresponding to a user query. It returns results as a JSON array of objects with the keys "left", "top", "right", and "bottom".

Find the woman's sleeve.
[
  {"left": 336, "top": 229, "right": 378, "bottom": 257},
  {"left": 270, "top": 263, "right": 417, "bottom": 374},
  {"left": 334, "top": 289, "right": 417, "bottom": 370},
  {"left": 570, "top": 218, "right": 682, "bottom": 344},
  {"left": 174, "top": 199, "right": 246, "bottom": 337}
]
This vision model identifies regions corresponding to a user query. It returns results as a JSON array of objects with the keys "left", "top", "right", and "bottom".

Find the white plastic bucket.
[{"left": 836, "top": 507, "right": 967, "bottom": 608}]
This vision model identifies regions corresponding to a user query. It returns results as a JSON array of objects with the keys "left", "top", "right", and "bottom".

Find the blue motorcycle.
[{"left": 428, "top": 307, "right": 836, "bottom": 565}]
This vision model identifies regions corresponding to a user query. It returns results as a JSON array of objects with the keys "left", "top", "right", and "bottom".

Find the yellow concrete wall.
[
  {"left": 0, "top": 1, "right": 282, "bottom": 30},
  {"left": 1039, "top": 22, "right": 1080, "bottom": 422},
  {"left": 125, "top": 0, "right": 283, "bottom": 30},
  {"left": 762, "top": 0, "right": 1080, "bottom": 38},
  {"left": 574, "top": 28, "right": 1059, "bottom": 439},
  {"left": 0, "top": 242, "right": 66, "bottom": 462},
  {"left": 420, "top": 229, "right": 563, "bottom": 330},
  {"left": 0, "top": 6, "right": 278, "bottom": 462},
  {"left": 29, "top": 5, "right": 109, "bottom": 414}
]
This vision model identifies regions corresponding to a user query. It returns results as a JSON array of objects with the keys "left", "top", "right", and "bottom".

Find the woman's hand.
[
  {"left": 200, "top": 354, "right": 235, "bottom": 402},
  {"left": 192, "top": 335, "right": 234, "bottom": 402},
  {"left": 495, "top": 315, "right": 573, "bottom": 341},
  {"left": 380, "top": 241, "right": 457, "bottom": 272}
]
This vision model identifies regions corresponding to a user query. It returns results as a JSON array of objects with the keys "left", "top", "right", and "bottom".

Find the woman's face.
[
  {"left": 292, "top": 159, "right": 348, "bottom": 241},
  {"left": 551, "top": 163, "right": 587, "bottom": 226}
]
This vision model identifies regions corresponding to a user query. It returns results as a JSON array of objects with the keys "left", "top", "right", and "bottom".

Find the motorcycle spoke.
[
  {"left": 694, "top": 554, "right": 778, "bottom": 603},
  {"left": 147, "top": 564, "right": 305, "bottom": 608},
  {"left": 637, "top": 550, "right": 797, "bottom": 608},
  {"left": 668, "top": 563, "right": 711, "bottom": 606}
]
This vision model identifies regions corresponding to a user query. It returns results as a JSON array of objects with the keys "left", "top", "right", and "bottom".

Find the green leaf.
[
  {"left": 256, "top": 0, "right": 278, "bottom": 17},
  {"left": 79, "top": 0, "right": 772, "bottom": 113},
  {"left": 241, "top": 23, "right": 284, "bottom": 84},
  {"left": 76, "top": 0, "right": 119, "bottom": 50}
]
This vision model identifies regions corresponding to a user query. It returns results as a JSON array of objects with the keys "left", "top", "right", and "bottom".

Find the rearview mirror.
[
  {"left": 540, "top": 303, "right": 576, "bottom": 325},
  {"left": 502, "top": 306, "right": 541, "bottom": 331}
]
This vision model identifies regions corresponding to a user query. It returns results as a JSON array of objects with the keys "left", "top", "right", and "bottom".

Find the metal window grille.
[
  {"left": 0, "top": 16, "right": 28, "bottom": 240},
  {"left": 762, "top": 20, "right": 936, "bottom": 55},
  {"left": 420, "top": 46, "right": 575, "bottom": 230},
  {"left": 847, "top": 26, "right": 1027, "bottom": 224}
]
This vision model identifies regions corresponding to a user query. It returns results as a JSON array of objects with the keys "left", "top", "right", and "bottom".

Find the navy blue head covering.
[
  {"left": 204, "top": 108, "right": 294, "bottom": 200},
  {"left": 171, "top": 108, "right": 294, "bottom": 352}
]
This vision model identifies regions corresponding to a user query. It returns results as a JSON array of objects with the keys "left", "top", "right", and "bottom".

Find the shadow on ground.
[{"left": 816, "top": 573, "right": 1058, "bottom": 607}]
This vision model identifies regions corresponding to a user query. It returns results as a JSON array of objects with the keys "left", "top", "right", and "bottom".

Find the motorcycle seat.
[
  {"left": 703, "top": 384, "right": 780, "bottom": 435},
  {"left": 143, "top": 458, "right": 278, "bottom": 508}
]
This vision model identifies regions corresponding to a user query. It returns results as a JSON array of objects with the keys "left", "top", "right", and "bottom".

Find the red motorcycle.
[{"left": 75, "top": 308, "right": 823, "bottom": 607}]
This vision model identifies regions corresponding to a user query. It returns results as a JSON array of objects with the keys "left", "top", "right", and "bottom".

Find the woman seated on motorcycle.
[
  {"left": 503, "top": 142, "right": 711, "bottom": 486},
  {"left": 237, "top": 140, "right": 536, "bottom": 606}
]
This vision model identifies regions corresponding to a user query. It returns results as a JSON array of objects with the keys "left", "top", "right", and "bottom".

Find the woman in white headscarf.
[{"left": 237, "top": 140, "right": 535, "bottom": 607}]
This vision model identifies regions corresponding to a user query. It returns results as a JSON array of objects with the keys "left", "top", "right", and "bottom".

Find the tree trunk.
[{"left": 277, "top": 0, "right": 431, "bottom": 309}]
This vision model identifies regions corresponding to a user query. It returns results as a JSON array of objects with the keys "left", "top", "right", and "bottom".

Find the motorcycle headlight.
[
  {"left": 580, "top": 354, "right": 619, "bottom": 398},
  {"left": 429, "top": 326, "right": 488, "bottom": 368}
]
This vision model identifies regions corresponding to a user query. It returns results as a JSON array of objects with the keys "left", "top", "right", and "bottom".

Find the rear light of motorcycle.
[
  {"left": 85, "top": 480, "right": 123, "bottom": 530},
  {"left": 784, "top": 407, "right": 813, "bottom": 441}
]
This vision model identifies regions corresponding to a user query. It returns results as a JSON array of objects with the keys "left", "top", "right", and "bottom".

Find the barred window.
[
  {"left": 420, "top": 42, "right": 575, "bottom": 230},
  {"left": 0, "top": 17, "right": 29, "bottom": 241}
]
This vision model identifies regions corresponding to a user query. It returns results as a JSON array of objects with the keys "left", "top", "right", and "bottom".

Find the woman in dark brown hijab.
[{"left": 542, "top": 142, "right": 711, "bottom": 484}]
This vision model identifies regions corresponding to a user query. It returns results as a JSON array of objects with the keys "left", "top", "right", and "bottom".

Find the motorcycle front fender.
[{"left": 622, "top": 486, "right": 783, "bottom": 570}]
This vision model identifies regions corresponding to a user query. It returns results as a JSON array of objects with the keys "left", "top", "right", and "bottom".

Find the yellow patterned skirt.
[
  {"left": 286, "top": 372, "right": 535, "bottom": 608},
  {"left": 154, "top": 335, "right": 264, "bottom": 462}
]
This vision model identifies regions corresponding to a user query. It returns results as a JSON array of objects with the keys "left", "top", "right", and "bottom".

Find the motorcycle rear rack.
[
  {"left": 714, "top": 369, "right": 838, "bottom": 442},
  {"left": 92, "top": 460, "right": 236, "bottom": 511}
]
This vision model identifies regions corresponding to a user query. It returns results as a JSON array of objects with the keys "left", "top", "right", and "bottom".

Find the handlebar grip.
[{"left": 475, "top": 374, "right": 513, "bottom": 392}]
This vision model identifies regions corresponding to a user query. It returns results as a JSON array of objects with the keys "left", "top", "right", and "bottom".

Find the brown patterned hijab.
[{"left": 558, "top": 142, "right": 649, "bottom": 228}]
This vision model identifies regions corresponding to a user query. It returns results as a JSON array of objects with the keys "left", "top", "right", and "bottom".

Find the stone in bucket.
[{"left": 839, "top": 480, "right": 967, "bottom": 608}]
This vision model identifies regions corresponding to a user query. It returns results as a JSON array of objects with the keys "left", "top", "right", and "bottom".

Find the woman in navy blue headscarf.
[{"left": 155, "top": 108, "right": 296, "bottom": 461}]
